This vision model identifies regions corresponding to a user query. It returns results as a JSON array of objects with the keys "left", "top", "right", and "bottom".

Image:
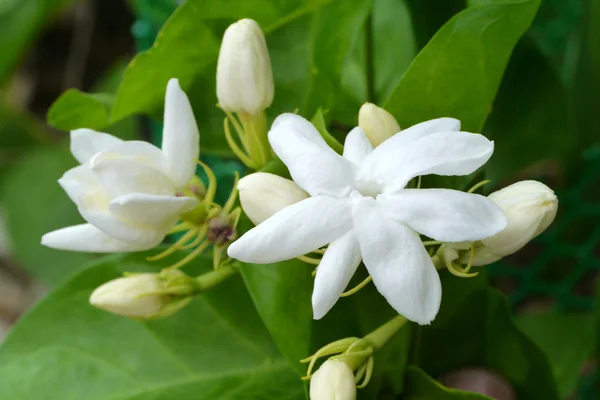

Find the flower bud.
[
  {"left": 482, "top": 180, "right": 558, "bottom": 257},
  {"left": 217, "top": 19, "right": 274, "bottom": 116},
  {"left": 238, "top": 172, "right": 309, "bottom": 224},
  {"left": 310, "top": 360, "right": 356, "bottom": 400},
  {"left": 358, "top": 103, "right": 401, "bottom": 147},
  {"left": 90, "top": 274, "right": 166, "bottom": 318}
]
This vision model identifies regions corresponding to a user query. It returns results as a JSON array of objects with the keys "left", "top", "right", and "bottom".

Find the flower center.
[{"left": 356, "top": 179, "right": 383, "bottom": 199}]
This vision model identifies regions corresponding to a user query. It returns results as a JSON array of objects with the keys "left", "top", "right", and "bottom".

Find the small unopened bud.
[
  {"left": 238, "top": 172, "right": 309, "bottom": 224},
  {"left": 482, "top": 180, "right": 558, "bottom": 257},
  {"left": 310, "top": 360, "right": 356, "bottom": 400},
  {"left": 90, "top": 274, "right": 167, "bottom": 318},
  {"left": 217, "top": 19, "right": 274, "bottom": 115},
  {"left": 207, "top": 215, "right": 237, "bottom": 245},
  {"left": 358, "top": 103, "right": 401, "bottom": 147}
]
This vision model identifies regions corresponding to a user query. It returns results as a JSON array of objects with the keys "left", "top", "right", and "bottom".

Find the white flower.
[
  {"left": 41, "top": 78, "right": 200, "bottom": 253},
  {"left": 228, "top": 114, "right": 507, "bottom": 324},
  {"left": 476, "top": 180, "right": 557, "bottom": 261},
  {"left": 90, "top": 274, "right": 166, "bottom": 318},
  {"left": 217, "top": 18, "right": 274, "bottom": 116},
  {"left": 358, "top": 102, "right": 401, "bottom": 147},
  {"left": 239, "top": 172, "right": 308, "bottom": 225},
  {"left": 310, "top": 360, "right": 356, "bottom": 400}
]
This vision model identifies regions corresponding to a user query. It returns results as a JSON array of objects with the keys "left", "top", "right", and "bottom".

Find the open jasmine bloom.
[
  {"left": 42, "top": 78, "right": 200, "bottom": 253},
  {"left": 228, "top": 114, "right": 507, "bottom": 325}
]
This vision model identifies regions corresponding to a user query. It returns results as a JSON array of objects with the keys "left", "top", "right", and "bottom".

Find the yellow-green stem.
[
  {"left": 195, "top": 265, "right": 237, "bottom": 291},
  {"left": 364, "top": 314, "right": 408, "bottom": 350}
]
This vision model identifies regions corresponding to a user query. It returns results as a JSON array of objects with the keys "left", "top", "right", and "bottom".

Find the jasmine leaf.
[
  {"left": 404, "top": 366, "right": 493, "bottom": 399},
  {"left": 415, "top": 285, "right": 560, "bottom": 399},
  {"left": 47, "top": 90, "right": 114, "bottom": 131},
  {"left": 385, "top": 0, "right": 541, "bottom": 132},
  {"left": 516, "top": 312, "right": 595, "bottom": 398},
  {"left": 0, "top": 254, "right": 304, "bottom": 399}
]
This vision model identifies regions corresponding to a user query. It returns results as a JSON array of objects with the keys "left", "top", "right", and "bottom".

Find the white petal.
[
  {"left": 41, "top": 224, "right": 159, "bottom": 253},
  {"left": 70, "top": 129, "right": 123, "bottom": 164},
  {"left": 228, "top": 196, "right": 353, "bottom": 263},
  {"left": 312, "top": 230, "right": 361, "bottom": 320},
  {"left": 91, "top": 158, "right": 176, "bottom": 198},
  {"left": 59, "top": 164, "right": 110, "bottom": 208},
  {"left": 352, "top": 197, "right": 441, "bottom": 325},
  {"left": 162, "top": 79, "right": 200, "bottom": 188},
  {"left": 379, "top": 189, "right": 507, "bottom": 242},
  {"left": 343, "top": 127, "right": 373, "bottom": 166},
  {"left": 109, "top": 193, "right": 197, "bottom": 228},
  {"left": 361, "top": 131, "right": 494, "bottom": 193},
  {"left": 89, "top": 140, "right": 167, "bottom": 172},
  {"left": 268, "top": 114, "right": 356, "bottom": 197},
  {"left": 81, "top": 208, "right": 168, "bottom": 244}
]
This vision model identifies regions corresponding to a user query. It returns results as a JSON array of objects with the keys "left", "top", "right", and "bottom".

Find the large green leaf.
[
  {"left": 516, "top": 312, "right": 595, "bottom": 398},
  {"left": 483, "top": 41, "right": 572, "bottom": 181},
  {"left": 0, "top": 254, "right": 304, "bottom": 399},
  {"left": 404, "top": 366, "right": 492, "bottom": 400},
  {"left": 0, "top": 147, "right": 94, "bottom": 285},
  {"left": 385, "top": 0, "right": 541, "bottom": 132},
  {"left": 47, "top": 90, "right": 114, "bottom": 131},
  {"left": 415, "top": 286, "right": 560, "bottom": 399}
]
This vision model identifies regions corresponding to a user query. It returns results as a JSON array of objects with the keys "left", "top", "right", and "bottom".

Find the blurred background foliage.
[{"left": 0, "top": 0, "right": 598, "bottom": 399}]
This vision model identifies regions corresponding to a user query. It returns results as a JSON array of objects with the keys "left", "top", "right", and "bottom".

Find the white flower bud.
[
  {"left": 217, "top": 19, "right": 274, "bottom": 116},
  {"left": 238, "top": 172, "right": 309, "bottom": 225},
  {"left": 358, "top": 103, "right": 401, "bottom": 147},
  {"left": 482, "top": 180, "right": 558, "bottom": 257},
  {"left": 310, "top": 360, "right": 356, "bottom": 400},
  {"left": 90, "top": 274, "right": 166, "bottom": 318}
]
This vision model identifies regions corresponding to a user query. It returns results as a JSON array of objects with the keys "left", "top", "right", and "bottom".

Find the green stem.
[
  {"left": 365, "top": 9, "right": 376, "bottom": 103},
  {"left": 195, "top": 265, "right": 237, "bottom": 291},
  {"left": 364, "top": 314, "right": 407, "bottom": 350},
  {"left": 239, "top": 111, "right": 270, "bottom": 169}
]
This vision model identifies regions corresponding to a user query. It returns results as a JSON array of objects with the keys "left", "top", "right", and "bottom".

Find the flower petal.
[
  {"left": 70, "top": 129, "right": 123, "bottom": 164},
  {"left": 90, "top": 140, "right": 167, "bottom": 172},
  {"left": 352, "top": 197, "right": 441, "bottom": 325},
  {"left": 379, "top": 189, "right": 507, "bottom": 242},
  {"left": 109, "top": 193, "right": 197, "bottom": 228},
  {"left": 228, "top": 196, "right": 353, "bottom": 263},
  {"left": 90, "top": 158, "right": 176, "bottom": 198},
  {"left": 268, "top": 114, "right": 356, "bottom": 197},
  {"left": 41, "top": 224, "right": 159, "bottom": 253},
  {"left": 312, "top": 230, "right": 361, "bottom": 320},
  {"left": 343, "top": 127, "right": 373, "bottom": 166},
  {"left": 81, "top": 208, "right": 168, "bottom": 244},
  {"left": 59, "top": 164, "right": 109, "bottom": 208},
  {"left": 361, "top": 131, "right": 493, "bottom": 193},
  {"left": 162, "top": 78, "right": 200, "bottom": 188}
]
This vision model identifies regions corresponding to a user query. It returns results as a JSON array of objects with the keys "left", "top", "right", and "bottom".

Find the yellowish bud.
[
  {"left": 310, "top": 360, "right": 357, "bottom": 400},
  {"left": 238, "top": 172, "right": 309, "bottom": 224},
  {"left": 358, "top": 103, "right": 400, "bottom": 147}
]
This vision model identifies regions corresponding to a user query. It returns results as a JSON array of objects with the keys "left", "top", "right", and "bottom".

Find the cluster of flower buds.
[{"left": 217, "top": 19, "right": 274, "bottom": 169}]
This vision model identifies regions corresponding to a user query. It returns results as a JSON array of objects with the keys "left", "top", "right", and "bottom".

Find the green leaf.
[
  {"left": 404, "top": 366, "right": 492, "bottom": 399},
  {"left": 385, "top": 0, "right": 541, "bottom": 132},
  {"left": 0, "top": 0, "right": 75, "bottom": 83},
  {"left": 516, "top": 312, "right": 595, "bottom": 398},
  {"left": 0, "top": 147, "right": 94, "bottom": 285},
  {"left": 404, "top": 0, "right": 466, "bottom": 49},
  {"left": 47, "top": 90, "right": 114, "bottom": 131},
  {"left": 415, "top": 286, "right": 560, "bottom": 399},
  {"left": 0, "top": 254, "right": 304, "bottom": 399},
  {"left": 483, "top": 41, "right": 573, "bottom": 180}
]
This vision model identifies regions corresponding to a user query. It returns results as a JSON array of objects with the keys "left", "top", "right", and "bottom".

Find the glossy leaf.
[
  {"left": 415, "top": 286, "right": 560, "bottom": 400},
  {"left": 0, "top": 254, "right": 304, "bottom": 399},
  {"left": 404, "top": 366, "right": 492, "bottom": 399},
  {"left": 516, "top": 312, "right": 595, "bottom": 398},
  {"left": 47, "top": 90, "right": 114, "bottom": 131},
  {"left": 385, "top": 0, "right": 541, "bottom": 132}
]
